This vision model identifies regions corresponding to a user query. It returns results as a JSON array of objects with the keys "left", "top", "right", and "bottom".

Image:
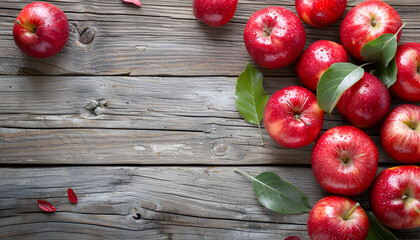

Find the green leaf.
[
  {"left": 317, "top": 62, "right": 365, "bottom": 114},
  {"left": 360, "top": 24, "right": 405, "bottom": 67},
  {"left": 374, "top": 57, "right": 398, "bottom": 88},
  {"left": 235, "top": 64, "right": 268, "bottom": 146},
  {"left": 360, "top": 33, "right": 397, "bottom": 67},
  {"left": 234, "top": 169, "right": 311, "bottom": 214},
  {"left": 366, "top": 211, "right": 398, "bottom": 240}
]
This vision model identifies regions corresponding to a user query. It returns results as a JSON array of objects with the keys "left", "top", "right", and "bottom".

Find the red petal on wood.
[
  {"left": 68, "top": 188, "right": 78, "bottom": 204},
  {"left": 122, "top": 0, "right": 141, "bottom": 7},
  {"left": 38, "top": 200, "right": 56, "bottom": 212}
]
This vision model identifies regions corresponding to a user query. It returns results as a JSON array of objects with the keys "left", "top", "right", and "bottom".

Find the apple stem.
[
  {"left": 342, "top": 154, "right": 347, "bottom": 164},
  {"left": 344, "top": 202, "right": 360, "bottom": 220},
  {"left": 295, "top": 115, "right": 311, "bottom": 126},
  {"left": 402, "top": 194, "right": 408, "bottom": 200},
  {"left": 371, "top": 19, "right": 377, "bottom": 27},
  {"left": 410, "top": 120, "right": 416, "bottom": 130},
  {"left": 16, "top": 20, "right": 35, "bottom": 33},
  {"left": 414, "top": 205, "right": 420, "bottom": 215}
]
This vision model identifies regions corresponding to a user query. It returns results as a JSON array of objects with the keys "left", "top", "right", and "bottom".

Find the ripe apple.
[
  {"left": 295, "top": 0, "right": 347, "bottom": 27},
  {"left": 340, "top": 0, "right": 402, "bottom": 60},
  {"left": 381, "top": 104, "right": 420, "bottom": 163},
  {"left": 337, "top": 72, "right": 391, "bottom": 128},
  {"left": 13, "top": 2, "right": 69, "bottom": 58},
  {"left": 370, "top": 165, "right": 420, "bottom": 229},
  {"left": 243, "top": 7, "right": 306, "bottom": 69},
  {"left": 263, "top": 86, "right": 324, "bottom": 148},
  {"left": 390, "top": 42, "right": 420, "bottom": 102},
  {"left": 193, "top": 0, "right": 238, "bottom": 27},
  {"left": 312, "top": 126, "right": 378, "bottom": 196},
  {"left": 307, "top": 196, "right": 369, "bottom": 240},
  {"left": 296, "top": 40, "right": 348, "bottom": 91}
]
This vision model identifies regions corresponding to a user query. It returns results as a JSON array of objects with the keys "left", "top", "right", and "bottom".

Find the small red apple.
[
  {"left": 243, "top": 7, "right": 306, "bottom": 69},
  {"left": 312, "top": 126, "right": 378, "bottom": 196},
  {"left": 390, "top": 42, "right": 420, "bottom": 102},
  {"left": 193, "top": 0, "right": 238, "bottom": 27},
  {"left": 13, "top": 2, "right": 69, "bottom": 58},
  {"left": 295, "top": 0, "right": 347, "bottom": 27},
  {"left": 337, "top": 72, "right": 391, "bottom": 128},
  {"left": 370, "top": 165, "right": 420, "bottom": 229},
  {"left": 296, "top": 40, "right": 348, "bottom": 91},
  {"left": 263, "top": 86, "right": 324, "bottom": 148},
  {"left": 307, "top": 196, "right": 369, "bottom": 240},
  {"left": 381, "top": 104, "right": 420, "bottom": 163},
  {"left": 340, "top": 0, "right": 402, "bottom": 60}
]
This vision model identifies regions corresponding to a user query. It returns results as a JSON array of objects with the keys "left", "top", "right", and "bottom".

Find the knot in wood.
[
  {"left": 81, "top": 98, "right": 109, "bottom": 119},
  {"left": 79, "top": 27, "right": 96, "bottom": 44}
]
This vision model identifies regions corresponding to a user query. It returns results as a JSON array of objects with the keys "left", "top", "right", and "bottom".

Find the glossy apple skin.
[
  {"left": 340, "top": 0, "right": 402, "bottom": 60},
  {"left": 390, "top": 43, "right": 420, "bottom": 102},
  {"left": 370, "top": 165, "right": 420, "bottom": 229},
  {"left": 13, "top": 2, "right": 69, "bottom": 58},
  {"left": 296, "top": 40, "right": 348, "bottom": 91},
  {"left": 337, "top": 72, "right": 391, "bottom": 128},
  {"left": 244, "top": 7, "right": 306, "bottom": 69},
  {"left": 263, "top": 86, "right": 324, "bottom": 148},
  {"left": 193, "top": 0, "right": 238, "bottom": 27},
  {"left": 295, "top": 0, "right": 347, "bottom": 27},
  {"left": 307, "top": 196, "right": 369, "bottom": 240},
  {"left": 312, "top": 126, "right": 378, "bottom": 196},
  {"left": 381, "top": 104, "right": 420, "bottom": 163}
]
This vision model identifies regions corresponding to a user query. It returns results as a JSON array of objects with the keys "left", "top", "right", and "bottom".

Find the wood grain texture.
[
  {"left": 0, "top": 1, "right": 420, "bottom": 76},
  {"left": 0, "top": 75, "right": 407, "bottom": 165},
  {"left": 0, "top": 166, "right": 419, "bottom": 240}
]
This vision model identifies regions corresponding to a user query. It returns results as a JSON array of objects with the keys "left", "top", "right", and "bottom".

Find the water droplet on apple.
[{"left": 252, "top": 32, "right": 257, "bottom": 38}]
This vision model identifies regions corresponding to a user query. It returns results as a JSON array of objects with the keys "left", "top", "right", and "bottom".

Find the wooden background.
[{"left": 0, "top": 0, "right": 419, "bottom": 239}]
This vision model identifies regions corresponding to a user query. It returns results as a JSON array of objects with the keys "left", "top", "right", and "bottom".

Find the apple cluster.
[{"left": 193, "top": 0, "right": 419, "bottom": 239}]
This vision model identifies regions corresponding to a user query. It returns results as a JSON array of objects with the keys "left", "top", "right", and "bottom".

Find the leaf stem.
[
  {"left": 258, "top": 124, "right": 264, "bottom": 146},
  {"left": 233, "top": 168, "right": 255, "bottom": 180},
  {"left": 344, "top": 202, "right": 360, "bottom": 220}
]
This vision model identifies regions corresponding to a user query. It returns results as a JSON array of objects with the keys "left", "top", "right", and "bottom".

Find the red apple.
[
  {"left": 370, "top": 165, "right": 420, "bottom": 229},
  {"left": 296, "top": 40, "right": 348, "bottom": 91},
  {"left": 243, "top": 7, "right": 306, "bottom": 69},
  {"left": 193, "top": 0, "right": 238, "bottom": 27},
  {"left": 390, "top": 42, "right": 420, "bottom": 102},
  {"left": 13, "top": 2, "right": 69, "bottom": 58},
  {"left": 312, "top": 126, "right": 378, "bottom": 196},
  {"left": 381, "top": 104, "right": 420, "bottom": 163},
  {"left": 307, "top": 196, "right": 369, "bottom": 240},
  {"left": 295, "top": 0, "right": 347, "bottom": 27},
  {"left": 263, "top": 86, "right": 324, "bottom": 148},
  {"left": 340, "top": 0, "right": 402, "bottom": 60},
  {"left": 337, "top": 72, "right": 391, "bottom": 128}
]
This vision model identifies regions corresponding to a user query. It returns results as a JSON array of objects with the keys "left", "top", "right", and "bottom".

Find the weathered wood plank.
[
  {"left": 1, "top": 76, "right": 408, "bottom": 165},
  {"left": 0, "top": 166, "right": 418, "bottom": 239},
  {"left": 0, "top": 1, "right": 419, "bottom": 76}
]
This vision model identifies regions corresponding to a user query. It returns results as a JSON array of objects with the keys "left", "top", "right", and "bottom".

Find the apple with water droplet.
[
  {"left": 243, "top": 7, "right": 306, "bottom": 69},
  {"left": 340, "top": 0, "right": 402, "bottom": 60},
  {"left": 307, "top": 196, "right": 369, "bottom": 240},
  {"left": 381, "top": 104, "right": 420, "bottom": 163},
  {"left": 193, "top": 0, "right": 238, "bottom": 27},
  {"left": 296, "top": 40, "right": 348, "bottom": 91},
  {"left": 390, "top": 42, "right": 420, "bottom": 102},
  {"left": 337, "top": 72, "right": 391, "bottom": 128},
  {"left": 264, "top": 86, "right": 324, "bottom": 148},
  {"left": 370, "top": 165, "right": 420, "bottom": 229},
  {"left": 295, "top": 0, "right": 347, "bottom": 27},
  {"left": 312, "top": 125, "right": 378, "bottom": 196},
  {"left": 13, "top": 2, "right": 69, "bottom": 58}
]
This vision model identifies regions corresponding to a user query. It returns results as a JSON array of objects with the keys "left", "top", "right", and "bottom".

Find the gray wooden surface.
[{"left": 0, "top": 0, "right": 419, "bottom": 239}]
